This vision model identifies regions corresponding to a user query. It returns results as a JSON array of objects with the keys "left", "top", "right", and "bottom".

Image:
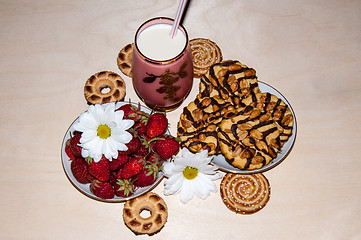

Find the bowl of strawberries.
[{"left": 61, "top": 101, "right": 180, "bottom": 202}]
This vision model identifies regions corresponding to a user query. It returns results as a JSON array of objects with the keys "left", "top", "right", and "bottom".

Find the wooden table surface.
[{"left": 1, "top": 0, "right": 361, "bottom": 239}]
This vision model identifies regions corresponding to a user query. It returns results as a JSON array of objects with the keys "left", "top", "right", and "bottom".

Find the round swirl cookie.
[
  {"left": 199, "top": 60, "right": 260, "bottom": 105},
  {"left": 217, "top": 106, "right": 281, "bottom": 170},
  {"left": 84, "top": 71, "right": 126, "bottom": 105},
  {"left": 240, "top": 92, "right": 294, "bottom": 147},
  {"left": 220, "top": 173, "right": 270, "bottom": 214},
  {"left": 117, "top": 43, "right": 133, "bottom": 77},
  {"left": 190, "top": 38, "right": 223, "bottom": 78},
  {"left": 123, "top": 192, "right": 168, "bottom": 236}
]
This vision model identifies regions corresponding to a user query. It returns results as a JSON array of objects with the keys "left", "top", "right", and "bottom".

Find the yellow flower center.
[
  {"left": 183, "top": 166, "right": 198, "bottom": 180},
  {"left": 97, "top": 124, "right": 111, "bottom": 139}
]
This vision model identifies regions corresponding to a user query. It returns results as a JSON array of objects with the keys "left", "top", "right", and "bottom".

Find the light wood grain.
[{"left": 1, "top": 0, "right": 361, "bottom": 239}]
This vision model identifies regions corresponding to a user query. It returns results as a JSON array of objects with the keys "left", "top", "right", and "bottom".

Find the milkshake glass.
[{"left": 132, "top": 17, "right": 193, "bottom": 111}]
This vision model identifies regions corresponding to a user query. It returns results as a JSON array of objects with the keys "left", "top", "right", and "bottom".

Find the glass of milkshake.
[{"left": 132, "top": 17, "right": 193, "bottom": 111}]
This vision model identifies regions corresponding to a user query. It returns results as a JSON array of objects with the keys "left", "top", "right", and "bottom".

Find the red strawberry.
[
  {"left": 109, "top": 170, "right": 118, "bottom": 185},
  {"left": 90, "top": 180, "right": 115, "bottom": 199},
  {"left": 146, "top": 135, "right": 157, "bottom": 151},
  {"left": 134, "top": 163, "right": 160, "bottom": 187},
  {"left": 134, "top": 136, "right": 154, "bottom": 156},
  {"left": 134, "top": 144, "right": 149, "bottom": 157},
  {"left": 119, "top": 132, "right": 141, "bottom": 155},
  {"left": 121, "top": 156, "right": 145, "bottom": 179},
  {"left": 116, "top": 104, "right": 135, "bottom": 120},
  {"left": 65, "top": 138, "right": 76, "bottom": 160},
  {"left": 116, "top": 168, "right": 123, "bottom": 179},
  {"left": 146, "top": 152, "right": 163, "bottom": 166},
  {"left": 146, "top": 113, "right": 168, "bottom": 138},
  {"left": 109, "top": 153, "right": 129, "bottom": 171},
  {"left": 134, "top": 121, "right": 147, "bottom": 136},
  {"left": 117, "top": 103, "right": 149, "bottom": 122},
  {"left": 155, "top": 135, "right": 180, "bottom": 159},
  {"left": 114, "top": 178, "right": 135, "bottom": 197},
  {"left": 86, "top": 156, "right": 111, "bottom": 182},
  {"left": 70, "top": 157, "right": 93, "bottom": 184},
  {"left": 69, "top": 132, "right": 82, "bottom": 158}
]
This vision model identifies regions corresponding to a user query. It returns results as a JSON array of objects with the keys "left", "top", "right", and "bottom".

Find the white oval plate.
[
  {"left": 211, "top": 81, "right": 297, "bottom": 174},
  {"left": 61, "top": 101, "right": 164, "bottom": 203}
]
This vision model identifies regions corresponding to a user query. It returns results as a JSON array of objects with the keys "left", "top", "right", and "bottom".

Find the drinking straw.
[{"left": 170, "top": 0, "right": 187, "bottom": 38}]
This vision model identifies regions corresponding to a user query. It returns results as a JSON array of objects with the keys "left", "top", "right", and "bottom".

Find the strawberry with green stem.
[
  {"left": 90, "top": 180, "right": 115, "bottom": 199},
  {"left": 116, "top": 102, "right": 149, "bottom": 122},
  {"left": 134, "top": 162, "right": 161, "bottom": 187},
  {"left": 121, "top": 156, "right": 145, "bottom": 179},
  {"left": 114, "top": 178, "right": 135, "bottom": 197}
]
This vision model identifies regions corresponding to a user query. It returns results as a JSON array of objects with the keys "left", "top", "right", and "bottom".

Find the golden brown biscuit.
[
  {"left": 84, "top": 71, "right": 126, "bottom": 105},
  {"left": 123, "top": 192, "right": 168, "bottom": 236},
  {"left": 220, "top": 173, "right": 270, "bottom": 214},
  {"left": 241, "top": 92, "right": 294, "bottom": 146},
  {"left": 217, "top": 106, "right": 281, "bottom": 170},
  {"left": 117, "top": 43, "right": 133, "bottom": 77},
  {"left": 199, "top": 60, "right": 260, "bottom": 105},
  {"left": 190, "top": 38, "right": 222, "bottom": 78},
  {"left": 177, "top": 95, "right": 237, "bottom": 155}
]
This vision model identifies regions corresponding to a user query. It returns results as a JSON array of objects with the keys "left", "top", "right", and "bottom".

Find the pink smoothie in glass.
[{"left": 132, "top": 17, "right": 193, "bottom": 111}]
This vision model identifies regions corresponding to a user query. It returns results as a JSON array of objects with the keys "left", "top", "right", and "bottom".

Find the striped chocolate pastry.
[
  {"left": 240, "top": 92, "right": 294, "bottom": 147},
  {"left": 178, "top": 123, "right": 220, "bottom": 155},
  {"left": 199, "top": 60, "right": 260, "bottom": 105},
  {"left": 177, "top": 95, "right": 237, "bottom": 155},
  {"left": 218, "top": 106, "right": 281, "bottom": 170}
]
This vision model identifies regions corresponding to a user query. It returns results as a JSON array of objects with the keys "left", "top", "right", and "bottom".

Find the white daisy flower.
[
  {"left": 72, "top": 102, "right": 134, "bottom": 162},
  {"left": 163, "top": 148, "right": 223, "bottom": 204}
]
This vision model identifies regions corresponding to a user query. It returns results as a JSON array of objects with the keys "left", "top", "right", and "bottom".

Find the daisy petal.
[
  {"left": 193, "top": 176, "right": 211, "bottom": 199},
  {"left": 161, "top": 148, "right": 221, "bottom": 204},
  {"left": 164, "top": 173, "right": 183, "bottom": 195},
  {"left": 180, "top": 180, "right": 195, "bottom": 204}
]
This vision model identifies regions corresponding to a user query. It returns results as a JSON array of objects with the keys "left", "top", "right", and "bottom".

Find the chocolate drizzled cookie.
[
  {"left": 218, "top": 106, "right": 281, "bottom": 170},
  {"left": 240, "top": 92, "right": 294, "bottom": 146},
  {"left": 177, "top": 95, "right": 237, "bottom": 155},
  {"left": 199, "top": 60, "right": 260, "bottom": 105},
  {"left": 177, "top": 60, "right": 260, "bottom": 157},
  {"left": 177, "top": 59, "right": 294, "bottom": 171}
]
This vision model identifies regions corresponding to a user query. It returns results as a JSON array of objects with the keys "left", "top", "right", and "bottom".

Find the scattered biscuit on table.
[
  {"left": 84, "top": 71, "right": 126, "bottom": 105},
  {"left": 190, "top": 38, "right": 223, "bottom": 78},
  {"left": 220, "top": 173, "right": 271, "bottom": 214},
  {"left": 123, "top": 192, "right": 168, "bottom": 236},
  {"left": 117, "top": 43, "right": 133, "bottom": 77}
]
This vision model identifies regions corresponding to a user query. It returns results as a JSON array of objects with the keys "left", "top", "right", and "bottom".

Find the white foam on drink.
[{"left": 136, "top": 23, "right": 186, "bottom": 61}]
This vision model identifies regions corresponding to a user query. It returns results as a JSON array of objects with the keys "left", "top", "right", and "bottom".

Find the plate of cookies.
[
  {"left": 177, "top": 60, "right": 297, "bottom": 174},
  {"left": 213, "top": 81, "right": 297, "bottom": 174}
]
